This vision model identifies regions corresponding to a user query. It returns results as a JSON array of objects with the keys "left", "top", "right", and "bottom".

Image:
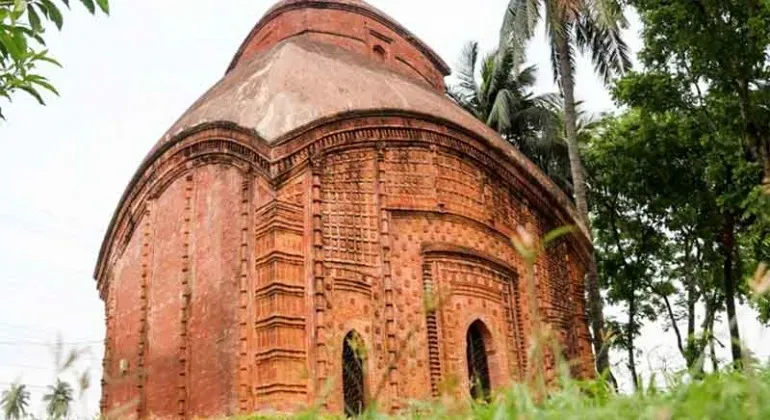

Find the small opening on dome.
[{"left": 373, "top": 44, "right": 386, "bottom": 59}]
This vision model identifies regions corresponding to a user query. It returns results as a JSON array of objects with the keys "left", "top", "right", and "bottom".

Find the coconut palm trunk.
[
  {"left": 556, "top": 37, "right": 588, "bottom": 220},
  {"left": 555, "top": 32, "right": 612, "bottom": 379},
  {"left": 501, "top": 0, "right": 631, "bottom": 381}
]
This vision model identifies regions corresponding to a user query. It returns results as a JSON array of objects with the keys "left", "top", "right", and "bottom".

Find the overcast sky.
[{"left": 0, "top": 1, "right": 767, "bottom": 417}]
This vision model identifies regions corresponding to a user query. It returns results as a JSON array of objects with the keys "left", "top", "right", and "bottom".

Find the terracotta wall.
[
  {"left": 311, "top": 145, "right": 592, "bottom": 412},
  {"left": 232, "top": 6, "right": 447, "bottom": 91},
  {"left": 99, "top": 119, "right": 594, "bottom": 419},
  {"left": 104, "top": 166, "right": 246, "bottom": 418}
]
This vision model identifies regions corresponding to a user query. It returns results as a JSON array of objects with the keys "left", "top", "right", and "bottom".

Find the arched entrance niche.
[
  {"left": 466, "top": 320, "right": 492, "bottom": 401},
  {"left": 342, "top": 330, "right": 366, "bottom": 417}
]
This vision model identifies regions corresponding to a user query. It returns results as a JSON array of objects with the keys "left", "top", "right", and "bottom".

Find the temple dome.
[
  {"left": 156, "top": 0, "right": 459, "bottom": 147},
  {"left": 161, "top": 36, "right": 485, "bottom": 145},
  {"left": 149, "top": 0, "right": 581, "bottom": 230}
]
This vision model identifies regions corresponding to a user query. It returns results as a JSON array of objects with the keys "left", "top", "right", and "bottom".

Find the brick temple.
[{"left": 94, "top": 0, "right": 595, "bottom": 417}]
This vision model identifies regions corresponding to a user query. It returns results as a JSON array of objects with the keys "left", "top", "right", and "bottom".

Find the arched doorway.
[
  {"left": 466, "top": 320, "right": 491, "bottom": 401},
  {"left": 342, "top": 330, "right": 366, "bottom": 416}
]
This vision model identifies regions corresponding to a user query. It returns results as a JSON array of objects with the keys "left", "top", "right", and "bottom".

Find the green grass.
[{"left": 233, "top": 366, "right": 770, "bottom": 419}]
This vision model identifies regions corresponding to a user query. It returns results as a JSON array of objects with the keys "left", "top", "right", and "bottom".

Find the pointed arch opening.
[
  {"left": 466, "top": 320, "right": 492, "bottom": 401},
  {"left": 342, "top": 330, "right": 366, "bottom": 417}
]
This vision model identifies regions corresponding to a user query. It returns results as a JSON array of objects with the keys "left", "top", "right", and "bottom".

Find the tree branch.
[{"left": 656, "top": 288, "right": 685, "bottom": 357}]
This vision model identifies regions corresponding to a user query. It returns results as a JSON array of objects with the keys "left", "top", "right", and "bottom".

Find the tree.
[
  {"left": 43, "top": 379, "right": 74, "bottom": 420},
  {"left": 587, "top": 64, "right": 770, "bottom": 378},
  {"left": 586, "top": 115, "right": 667, "bottom": 389},
  {"left": 447, "top": 41, "right": 573, "bottom": 193},
  {"left": 1, "top": 382, "right": 30, "bottom": 420},
  {"left": 624, "top": 1, "right": 770, "bottom": 364},
  {"left": 0, "top": 0, "right": 109, "bottom": 119},
  {"left": 585, "top": 109, "right": 725, "bottom": 382},
  {"left": 535, "top": 99, "right": 603, "bottom": 195},
  {"left": 500, "top": 0, "right": 632, "bottom": 379},
  {"left": 613, "top": 61, "right": 769, "bottom": 367},
  {"left": 630, "top": 0, "right": 770, "bottom": 188}
]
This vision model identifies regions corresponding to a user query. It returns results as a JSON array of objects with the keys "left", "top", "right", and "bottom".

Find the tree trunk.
[
  {"left": 556, "top": 33, "right": 611, "bottom": 379},
  {"left": 721, "top": 214, "right": 743, "bottom": 367},
  {"left": 680, "top": 239, "right": 697, "bottom": 368},
  {"left": 708, "top": 312, "right": 719, "bottom": 373},
  {"left": 557, "top": 48, "right": 589, "bottom": 221},
  {"left": 685, "top": 270, "right": 697, "bottom": 367},
  {"left": 686, "top": 245, "right": 696, "bottom": 338},
  {"left": 627, "top": 292, "right": 639, "bottom": 391},
  {"left": 659, "top": 291, "right": 685, "bottom": 361}
]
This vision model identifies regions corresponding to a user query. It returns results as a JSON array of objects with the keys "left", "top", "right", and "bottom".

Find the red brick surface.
[
  {"left": 229, "top": 0, "right": 449, "bottom": 91},
  {"left": 95, "top": 2, "right": 594, "bottom": 418}
]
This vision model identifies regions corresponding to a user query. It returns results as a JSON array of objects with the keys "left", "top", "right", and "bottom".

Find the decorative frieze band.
[{"left": 96, "top": 112, "right": 591, "bottom": 293}]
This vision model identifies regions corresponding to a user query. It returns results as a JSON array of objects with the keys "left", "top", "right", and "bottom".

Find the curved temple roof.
[
  {"left": 160, "top": 37, "right": 479, "bottom": 145},
  {"left": 227, "top": 0, "right": 451, "bottom": 77},
  {"left": 97, "top": 0, "right": 591, "bottom": 280}
]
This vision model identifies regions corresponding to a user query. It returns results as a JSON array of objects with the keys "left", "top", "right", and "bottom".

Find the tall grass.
[{"left": 232, "top": 363, "right": 770, "bottom": 419}]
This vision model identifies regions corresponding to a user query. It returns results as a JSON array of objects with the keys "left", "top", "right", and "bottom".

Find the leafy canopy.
[
  {"left": 43, "top": 378, "right": 74, "bottom": 420},
  {"left": 630, "top": 0, "right": 770, "bottom": 184},
  {"left": 447, "top": 42, "right": 574, "bottom": 193},
  {"left": 1, "top": 382, "right": 30, "bottom": 420},
  {"left": 0, "top": 0, "right": 109, "bottom": 119},
  {"left": 501, "top": 0, "right": 632, "bottom": 85}
]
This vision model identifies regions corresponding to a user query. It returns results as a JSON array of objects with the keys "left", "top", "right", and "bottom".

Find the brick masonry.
[{"left": 94, "top": 1, "right": 595, "bottom": 418}]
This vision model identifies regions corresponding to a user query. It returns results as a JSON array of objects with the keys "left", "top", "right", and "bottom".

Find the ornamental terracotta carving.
[{"left": 94, "top": 0, "right": 595, "bottom": 418}]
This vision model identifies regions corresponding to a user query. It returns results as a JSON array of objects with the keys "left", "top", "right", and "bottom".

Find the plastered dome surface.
[{"left": 95, "top": 1, "right": 595, "bottom": 418}]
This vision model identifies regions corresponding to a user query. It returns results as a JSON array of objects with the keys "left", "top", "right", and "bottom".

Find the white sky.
[{"left": 0, "top": 1, "right": 767, "bottom": 417}]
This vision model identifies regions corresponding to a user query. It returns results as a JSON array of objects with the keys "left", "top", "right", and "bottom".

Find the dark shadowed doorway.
[
  {"left": 466, "top": 320, "right": 491, "bottom": 401},
  {"left": 342, "top": 330, "right": 365, "bottom": 416}
]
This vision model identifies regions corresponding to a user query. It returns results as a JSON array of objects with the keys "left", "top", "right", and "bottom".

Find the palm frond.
[
  {"left": 455, "top": 41, "right": 480, "bottom": 96},
  {"left": 515, "top": 64, "right": 539, "bottom": 89},
  {"left": 519, "top": 97, "right": 560, "bottom": 130},
  {"left": 534, "top": 92, "right": 564, "bottom": 111},
  {"left": 549, "top": 27, "right": 577, "bottom": 90},
  {"left": 44, "top": 379, "right": 73, "bottom": 420},
  {"left": 544, "top": 2, "right": 576, "bottom": 85},
  {"left": 1, "top": 382, "right": 30, "bottom": 420},
  {"left": 488, "top": 88, "right": 517, "bottom": 133},
  {"left": 447, "top": 86, "right": 483, "bottom": 119},
  {"left": 576, "top": 5, "right": 632, "bottom": 84},
  {"left": 589, "top": 0, "right": 628, "bottom": 31},
  {"left": 578, "top": 109, "right": 606, "bottom": 133},
  {"left": 500, "top": 0, "right": 541, "bottom": 50},
  {"left": 487, "top": 48, "right": 518, "bottom": 106}
]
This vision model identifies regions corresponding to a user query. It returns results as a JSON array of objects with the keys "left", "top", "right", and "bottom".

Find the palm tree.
[
  {"left": 501, "top": 0, "right": 632, "bottom": 380},
  {"left": 1, "top": 382, "right": 30, "bottom": 420},
  {"left": 535, "top": 98, "right": 604, "bottom": 193},
  {"left": 448, "top": 41, "right": 573, "bottom": 194},
  {"left": 43, "top": 379, "right": 74, "bottom": 420}
]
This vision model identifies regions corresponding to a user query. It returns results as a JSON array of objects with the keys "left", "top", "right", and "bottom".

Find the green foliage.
[
  {"left": 501, "top": 0, "right": 632, "bottom": 85},
  {"left": 42, "top": 379, "right": 73, "bottom": 420},
  {"left": 231, "top": 367, "right": 770, "bottom": 419},
  {"left": 585, "top": 108, "right": 726, "bottom": 376},
  {"left": 586, "top": 53, "right": 770, "bottom": 366},
  {"left": 447, "top": 42, "right": 573, "bottom": 193},
  {"left": 0, "top": 0, "right": 108, "bottom": 119},
  {"left": 585, "top": 0, "right": 770, "bottom": 369},
  {"left": 630, "top": 0, "right": 770, "bottom": 184},
  {"left": 1, "top": 382, "right": 30, "bottom": 420}
]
